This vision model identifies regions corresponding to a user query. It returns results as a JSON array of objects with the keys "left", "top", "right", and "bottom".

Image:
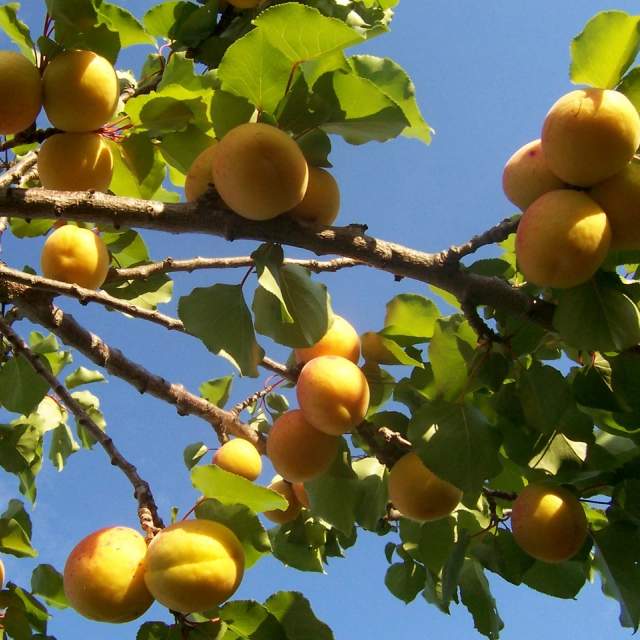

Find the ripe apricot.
[
  {"left": 212, "top": 122, "right": 308, "bottom": 220},
  {"left": 42, "top": 49, "right": 119, "bottom": 132},
  {"left": 264, "top": 478, "right": 303, "bottom": 524},
  {"left": 511, "top": 482, "right": 588, "bottom": 563},
  {"left": 41, "top": 225, "right": 110, "bottom": 290},
  {"left": 292, "top": 482, "right": 310, "bottom": 509},
  {"left": 387, "top": 452, "right": 462, "bottom": 522},
  {"left": 212, "top": 438, "right": 262, "bottom": 481},
  {"left": 144, "top": 519, "right": 244, "bottom": 613},
  {"left": 184, "top": 142, "right": 218, "bottom": 202},
  {"left": 502, "top": 139, "right": 565, "bottom": 211},
  {"left": 515, "top": 189, "right": 611, "bottom": 288},
  {"left": 266, "top": 409, "right": 339, "bottom": 482},
  {"left": 0, "top": 51, "right": 43, "bottom": 135},
  {"left": 63, "top": 526, "right": 154, "bottom": 623},
  {"left": 289, "top": 165, "right": 340, "bottom": 225},
  {"left": 37, "top": 132, "right": 114, "bottom": 192},
  {"left": 295, "top": 314, "right": 361, "bottom": 364},
  {"left": 541, "top": 88, "right": 640, "bottom": 187},
  {"left": 296, "top": 355, "right": 370, "bottom": 435}
]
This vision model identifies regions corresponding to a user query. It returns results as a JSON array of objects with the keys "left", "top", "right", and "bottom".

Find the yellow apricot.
[
  {"left": 212, "top": 122, "right": 309, "bottom": 220},
  {"left": 502, "top": 139, "right": 565, "bottom": 211},
  {"left": 264, "top": 479, "right": 303, "bottom": 524},
  {"left": 63, "top": 526, "right": 154, "bottom": 623},
  {"left": 41, "top": 225, "right": 110, "bottom": 290},
  {"left": 295, "top": 314, "right": 361, "bottom": 364},
  {"left": 144, "top": 519, "right": 244, "bottom": 613},
  {"left": 42, "top": 49, "right": 119, "bottom": 132},
  {"left": 184, "top": 142, "right": 218, "bottom": 202},
  {"left": 590, "top": 162, "right": 640, "bottom": 251},
  {"left": 296, "top": 355, "right": 370, "bottom": 435},
  {"left": 266, "top": 409, "right": 339, "bottom": 482},
  {"left": 289, "top": 165, "right": 340, "bottom": 225},
  {"left": 0, "top": 51, "right": 43, "bottom": 135},
  {"left": 0, "top": 557, "right": 4, "bottom": 587},
  {"left": 387, "top": 452, "right": 462, "bottom": 522},
  {"left": 515, "top": 189, "right": 611, "bottom": 288},
  {"left": 292, "top": 482, "right": 310, "bottom": 509},
  {"left": 212, "top": 438, "right": 262, "bottom": 481},
  {"left": 37, "top": 132, "right": 114, "bottom": 192},
  {"left": 511, "top": 482, "right": 588, "bottom": 563},
  {"left": 541, "top": 88, "right": 640, "bottom": 187}
]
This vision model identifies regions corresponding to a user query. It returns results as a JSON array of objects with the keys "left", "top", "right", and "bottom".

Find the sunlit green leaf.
[
  {"left": 65, "top": 367, "right": 106, "bottom": 390},
  {"left": 200, "top": 376, "right": 234, "bottom": 409},
  {"left": 0, "top": 500, "right": 37, "bottom": 557},
  {"left": 98, "top": 2, "right": 156, "bottom": 47},
  {"left": 220, "top": 600, "right": 286, "bottom": 640},
  {"left": 0, "top": 4, "right": 35, "bottom": 59},
  {"left": 0, "top": 355, "right": 50, "bottom": 416}
]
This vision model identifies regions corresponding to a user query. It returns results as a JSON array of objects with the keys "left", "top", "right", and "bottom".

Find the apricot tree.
[{"left": 1, "top": 2, "right": 640, "bottom": 640}]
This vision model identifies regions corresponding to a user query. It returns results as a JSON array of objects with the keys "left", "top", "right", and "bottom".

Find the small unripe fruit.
[
  {"left": 387, "top": 452, "right": 462, "bottom": 522},
  {"left": 515, "top": 189, "right": 611, "bottom": 288},
  {"left": 295, "top": 314, "right": 360, "bottom": 364},
  {"left": 264, "top": 479, "right": 303, "bottom": 524},
  {"left": 41, "top": 225, "right": 110, "bottom": 290},
  {"left": 42, "top": 49, "right": 119, "bottom": 132},
  {"left": 212, "top": 438, "right": 262, "bottom": 481},
  {"left": 267, "top": 409, "right": 339, "bottom": 482},
  {"left": 63, "top": 526, "right": 154, "bottom": 623},
  {"left": 541, "top": 88, "right": 640, "bottom": 187},
  {"left": 212, "top": 122, "right": 309, "bottom": 220},
  {"left": 289, "top": 165, "right": 340, "bottom": 225},
  {"left": 0, "top": 51, "right": 43, "bottom": 135},
  {"left": 511, "top": 482, "right": 588, "bottom": 563},
  {"left": 144, "top": 519, "right": 245, "bottom": 613}
]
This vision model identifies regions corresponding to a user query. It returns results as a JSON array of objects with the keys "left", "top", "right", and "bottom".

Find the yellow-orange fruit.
[
  {"left": 63, "top": 526, "right": 154, "bottom": 623},
  {"left": 292, "top": 482, "right": 310, "bottom": 509},
  {"left": 213, "top": 438, "right": 262, "bottom": 481},
  {"left": 515, "top": 189, "right": 611, "bottom": 288},
  {"left": 184, "top": 142, "right": 218, "bottom": 202},
  {"left": 264, "top": 479, "right": 303, "bottom": 524},
  {"left": 590, "top": 162, "right": 640, "bottom": 251},
  {"left": 37, "top": 132, "right": 114, "bottom": 192},
  {"left": 41, "top": 225, "right": 110, "bottom": 290},
  {"left": 42, "top": 49, "right": 119, "bottom": 132},
  {"left": 289, "top": 165, "right": 340, "bottom": 225},
  {"left": 296, "top": 355, "right": 370, "bottom": 435},
  {"left": 0, "top": 51, "right": 43, "bottom": 135},
  {"left": 511, "top": 482, "right": 588, "bottom": 563},
  {"left": 387, "top": 452, "right": 462, "bottom": 522},
  {"left": 144, "top": 519, "right": 244, "bottom": 613},
  {"left": 212, "top": 122, "right": 308, "bottom": 220},
  {"left": 295, "top": 314, "right": 360, "bottom": 364},
  {"left": 0, "top": 557, "right": 4, "bottom": 587},
  {"left": 502, "top": 139, "right": 565, "bottom": 211},
  {"left": 541, "top": 88, "right": 640, "bottom": 187},
  {"left": 266, "top": 409, "right": 339, "bottom": 482}
]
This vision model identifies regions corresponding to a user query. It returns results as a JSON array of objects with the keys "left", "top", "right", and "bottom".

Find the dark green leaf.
[
  {"left": 440, "top": 528, "right": 471, "bottom": 611},
  {"left": 137, "top": 620, "right": 183, "bottom": 640},
  {"left": 264, "top": 591, "right": 335, "bottom": 640},
  {"left": 184, "top": 442, "right": 209, "bottom": 470},
  {"left": 521, "top": 559, "right": 589, "bottom": 599},
  {"left": 31, "top": 564, "right": 69, "bottom": 610},
  {"left": 459, "top": 560, "right": 504, "bottom": 640},
  {"left": 385, "top": 559, "right": 427, "bottom": 604},
  {"left": 0, "top": 500, "right": 37, "bottom": 557},
  {"left": 352, "top": 457, "right": 388, "bottom": 531},
  {"left": 0, "top": 356, "right": 50, "bottom": 416},
  {"left": 220, "top": 600, "right": 287, "bottom": 640}
]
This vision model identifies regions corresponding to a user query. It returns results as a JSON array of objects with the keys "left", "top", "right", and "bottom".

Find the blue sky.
[{"left": 1, "top": 1, "right": 639, "bottom": 639}]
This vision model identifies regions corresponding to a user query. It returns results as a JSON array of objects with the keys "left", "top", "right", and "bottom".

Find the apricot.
[
  {"left": 590, "top": 162, "right": 640, "bottom": 251},
  {"left": 41, "top": 225, "right": 110, "bottom": 290},
  {"left": 502, "top": 139, "right": 565, "bottom": 211},
  {"left": 387, "top": 452, "right": 462, "bottom": 522},
  {"left": 292, "top": 482, "right": 310, "bottom": 509},
  {"left": 266, "top": 409, "right": 339, "bottom": 482},
  {"left": 295, "top": 314, "right": 361, "bottom": 364},
  {"left": 296, "top": 355, "right": 370, "bottom": 435},
  {"left": 511, "top": 482, "right": 588, "bottom": 563},
  {"left": 42, "top": 49, "right": 119, "bottom": 132},
  {"left": 0, "top": 557, "right": 4, "bottom": 587},
  {"left": 37, "top": 132, "right": 114, "bottom": 192},
  {"left": 63, "top": 526, "right": 154, "bottom": 623},
  {"left": 289, "top": 165, "right": 340, "bottom": 225},
  {"left": 515, "top": 189, "right": 611, "bottom": 288},
  {"left": 144, "top": 519, "right": 244, "bottom": 613},
  {"left": 263, "top": 479, "right": 303, "bottom": 524},
  {"left": 541, "top": 88, "right": 640, "bottom": 187},
  {"left": 212, "top": 438, "right": 262, "bottom": 481},
  {"left": 212, "top": 122, "right": 309, "bottom": 220},
  {"left": 0, "top": 51, "right": 43, "bottom": 135},
  {"left": 184, "top": 142, "right": 218, "bottom": 202}
]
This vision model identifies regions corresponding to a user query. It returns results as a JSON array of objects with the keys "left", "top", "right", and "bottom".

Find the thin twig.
[
  {"left": 443, "top": 216, "right": 520, "bottom": 264},
  {"left": 0, "top": 152, "right": 38, "bottom": 188}
]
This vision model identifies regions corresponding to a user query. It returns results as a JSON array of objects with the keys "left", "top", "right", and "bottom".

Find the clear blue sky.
[{"left": 0, "top": 2, "right": 638, "bottom": 639}]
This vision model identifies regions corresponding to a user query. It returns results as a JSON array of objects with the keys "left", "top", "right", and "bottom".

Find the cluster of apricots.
[
  {"left": 185, "top": 122, "right": 341, "bottom": 226},
  {"left": 63, "top": 519, "right": 245, "bottom": 623},
  {"left": 503, "top": 87, "right": 640, "bottom": 289}
]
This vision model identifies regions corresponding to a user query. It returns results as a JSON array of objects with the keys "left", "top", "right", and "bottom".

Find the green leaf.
[
  {"left": 179, "top": 283, "right": 265, "bottom": 377},
  {"left": 98, "top": 2, "right": 156, "bottom": 47},
  {"left": 459, "top": 560, "right": 504, "bottom": 640},
  {"left": 183, "top": 442, "right": 209, "bottom": 470},
  {"left": 210, "top": 90, "right": 256, "bottom": 140},
  {"left": 45, "top": 0, "right": 97, "bottom": 31},
  {"left": 352, "top": 457, "right": 388, "bottom": 531},
  {"left": 440, "top": 528, "right": 471, "bottom": 611},
  {"left": 101, "top": 227, "right": 149, "bottom": 265},
  {"left": 191, "top": 465, "right": 287, "bottom": 513},
  {"left": 418, "top": 518, "right": 456, "bottom": 575},
  {"left": 472, "top": 528, "right": 534, "bottom": 586},
  {"left": 380, "top": 293, "right": 441, "bottom": 345},
  {"left": 116, "top": 133, "right": 167, "bottom": 200},
  {"left": 264, "top": 591, "right": 335, "bottom": 640},
  {"left": 252, "top": 244, "right": 293, "bottom": 323},
  {"left": 570, "top": 11, "right": 640, "bottom": 89},
  {"left": 58, "top": 23, "right": 121, "bottom": 65},
  {"left": 521, "top": 560, "right": 589, "bottom": 599},
  {"left": 48, "top": 423, "right": 80, "bottom": 471},
  {"left": 200, "top": 376, "right": 234, "bottom": 408},
  {"left": 65, "top": 367, "right": 106, "bottom": 390},
  {"left": 0, "top": 355, "right": 50, "bottom": 416},
  {"left": 137, "top": 621, "right": 183, "bottom": 640},
  {"left": 159, "top": 124, "right": 216, "bottom": 181},
  {"left": 31, "top": 564, "right": 69, "bottom": 610},
  {"left": 71, "top": 390, "right": 106, "bottom": 449},
  {"left": 360, "top": 331, "right": 423, "bottom": 366},
  {"left": 102, "top": 270, "right": 174, "bottom": 311},
  {"left": 0, "top": 4, "right": 35, "bottom": 59},
  {"left": 528, "top": 433, "right": 588, "bottom": 474},
  {"left": 619, "top": 67, "right": 640, "bottom": 111},
  {"left": 143, "top": 1, "right": 182, "bottom": 39},
  {"left": 0, "top": 500, "right": 37, "bottom": 558},
  {"left": 0, "top": 421, "right": 41, "bottom": 474},
  {"left": 554, "top": 271, "right": 640, "bottom": 352},
  {"left": 171, "top": 0, "right": 219, "bottom": 48},
  {"left": 220, "top": 600, "right": 287, "bottom": 640},
  {"left": 269, "top": 523, "right": 325, "bottom": 574},
  {"left": 385, "top": 559, "right": 427, "bottom": 604},
  {"left": 9, "top": 218, "right": 53, "bottom": 239}
]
